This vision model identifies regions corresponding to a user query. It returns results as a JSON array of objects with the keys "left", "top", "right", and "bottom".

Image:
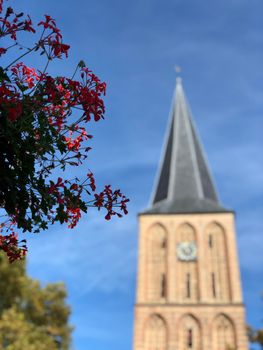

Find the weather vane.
[
  {"left": 174, "top": 65, "right": 182, "bottom": 83},
  {"left": 175, "top": 65, "right": 182, "bottom": 74}
]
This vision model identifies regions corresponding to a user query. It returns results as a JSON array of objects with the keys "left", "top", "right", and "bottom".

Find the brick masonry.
[{"left": 132, "top": 212, "right": 248, "bottom": 350}]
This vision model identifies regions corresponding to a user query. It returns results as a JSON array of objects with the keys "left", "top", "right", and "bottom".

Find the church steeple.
[
  {"left": 133, "top": 77, "right": 248, "bottom": 350},
  {"left": 147, "top": 78, "right": 228, "bottom": 214}
]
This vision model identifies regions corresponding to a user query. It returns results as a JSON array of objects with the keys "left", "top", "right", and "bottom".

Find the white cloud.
[{"left": 26, "top": 212, "right": 137, "bottom": 295}]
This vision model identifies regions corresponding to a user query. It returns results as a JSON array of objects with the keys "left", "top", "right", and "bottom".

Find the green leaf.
[{"left": 0, "top": 67, "right": 11, "bottom": 82}]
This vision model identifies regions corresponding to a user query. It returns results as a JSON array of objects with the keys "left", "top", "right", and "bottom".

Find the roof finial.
[{"left": 174, "top": 65, "right": 182, "bottom": 84}]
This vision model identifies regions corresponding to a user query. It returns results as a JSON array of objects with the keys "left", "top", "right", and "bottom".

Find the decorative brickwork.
[
  {"left": 133, "top": 213, "right": 248, "bottom": 350},
  {"left": 212, "top": 314, "right": 236, "bottom": 350},
  {"left": 146, "top": 224, "right": 167, "bottom": 302},
  {"left": 175, "top": 224, "right": 199, "bottom": 302},
  {"left": 144, "top": 314, "right": 167, "bottom": 350},
  {"left": 205, "top": 223, "right": 231, "bottom": 302},
  {"left": 178, "top": 314, "right": 201, "bottom": 350}
]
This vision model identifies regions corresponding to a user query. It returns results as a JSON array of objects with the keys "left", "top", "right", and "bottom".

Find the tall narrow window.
[
  {"left": 209, "top": 234, "right": 213, "bottom": 248},
  {"left": 161, "top": 273, "right": 166, "bottom": 298},
  {"left": 212, "top": 272, "right": 216, "bottom": 298},
  {"left": 205, "top": 223, "right": 231, "bottom": 302},
  {"left": 147, "top": 224, "right": 167, "bottom": 301},
  {"left": 186, "top": 273, "right": 191, "bottom": 298},
  {"left": 187, "top": 328, "right": 193, "bottom": 348}
]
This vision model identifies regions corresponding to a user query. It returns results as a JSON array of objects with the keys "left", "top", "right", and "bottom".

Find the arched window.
[
  {"left": 205, "top": 223, "right": 231, "bottom": 302},
  {"left": 144, "top": 314, "right": 167, "bottom": 350},
  {"left": 147, "top": 224, "right": 167, "bottom": 301},
  {"left": 178, "top": 314, "right": 201, "bottom": 350},
  {"left": 175, "top": 223, "right": 199, "bottom": 302},
  {"left": 212, "top": 314, "right": 236, "bottom": 350}
]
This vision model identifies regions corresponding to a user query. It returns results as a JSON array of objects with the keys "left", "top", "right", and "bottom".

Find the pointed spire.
[{"left": 146, "top": 78, "right": 228, "bottom": 214}]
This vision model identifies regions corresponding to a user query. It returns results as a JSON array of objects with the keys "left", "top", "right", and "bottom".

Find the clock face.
[{"left": 177, "top": 242, "right": 197, "bottom": 261}]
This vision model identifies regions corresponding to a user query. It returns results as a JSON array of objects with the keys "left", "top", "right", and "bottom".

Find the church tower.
[{"left": 133, "top": 78, "right": 248, "bottom": 350}]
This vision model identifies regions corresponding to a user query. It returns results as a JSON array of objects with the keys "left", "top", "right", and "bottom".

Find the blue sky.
[{"left": 7, "top": 0, "right": 263, "bottom": 349}]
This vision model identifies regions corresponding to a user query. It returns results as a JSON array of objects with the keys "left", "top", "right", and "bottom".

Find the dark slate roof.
[{"left": 143, "top": 78, "right": 230, "bottom": 214}]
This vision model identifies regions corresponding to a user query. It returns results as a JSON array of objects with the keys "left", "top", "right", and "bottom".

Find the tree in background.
[
  {"left": 248, "top": 326, "right": 263, "bottom": 350},
  {"left": 0, "top": 0, "right": 129, "bottom": 261},
  {"left": 0, "top": 251, "right": 71, "bottom": 349}
]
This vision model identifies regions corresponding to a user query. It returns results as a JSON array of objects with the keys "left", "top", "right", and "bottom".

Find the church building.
[{"left": 133, "top": 78, "right": 248, "bottom": 350}]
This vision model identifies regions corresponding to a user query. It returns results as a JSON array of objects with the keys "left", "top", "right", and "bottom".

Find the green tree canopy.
[{"left": 0, "top": 252, "right": 72, "bottom": 350}]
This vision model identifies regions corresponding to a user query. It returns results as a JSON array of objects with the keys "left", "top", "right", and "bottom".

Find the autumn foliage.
[{"left": 0, "top": 0, "right": 129, "bottom": 261}]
